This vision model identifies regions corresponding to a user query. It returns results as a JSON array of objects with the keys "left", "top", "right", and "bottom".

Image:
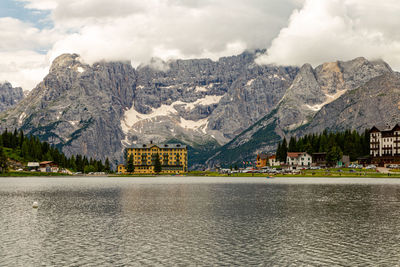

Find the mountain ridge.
[{"left": 0, "top": 52, "right": 397, "bottom": 168}]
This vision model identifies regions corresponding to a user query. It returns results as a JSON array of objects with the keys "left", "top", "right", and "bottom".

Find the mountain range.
[{"left": 0, "top": 52, "right": 398, "bottom": 168}]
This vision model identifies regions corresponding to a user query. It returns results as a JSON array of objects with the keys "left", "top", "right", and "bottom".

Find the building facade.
[
  {"left": 287, "top": 152, "right": 312, "bottom": 167},
  {"left": 256, "top": 154, "right": 268, "bottom": 169},
  {"left": 268, "top": 155, "right": 280, "bottom": 166},
  {"left": 370, "top": 124, "right": 400, "bottom": 166},
  {"left": 119, "top": 143, "right": 188, "bottom": 174}
]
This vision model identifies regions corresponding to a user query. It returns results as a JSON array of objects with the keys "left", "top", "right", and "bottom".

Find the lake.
[{"left": 1, "top": 177, "right": 400, "bottom": 266}]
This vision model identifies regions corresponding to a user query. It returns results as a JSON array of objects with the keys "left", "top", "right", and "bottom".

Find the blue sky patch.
[{"left": 0, "top": 0, "right": 52, "bottom": 29}]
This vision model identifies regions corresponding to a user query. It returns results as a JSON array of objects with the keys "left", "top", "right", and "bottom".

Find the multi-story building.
[
  {"left": 119, "top": 142, "right": 188, "bottom": 174},
  {"left": 256, "top": 154, "right": 268, "bottom": 169},
  {"left": 268, "top": 155, "right": 280, "bottom": 166},
  {"left": 287, "top": 152, "right": 312, "bottom": 167},
  {"left": 370, "top": 124, "right": 400, "bottom": 165},
  {"left": 257, "top": 154, "right": 281, "bottom": 169}
]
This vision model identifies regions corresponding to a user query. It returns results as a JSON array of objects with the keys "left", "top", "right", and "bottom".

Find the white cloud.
[
  {"left": 0, "top": 17, "right": 57, "bottom": 51},
  {"left": 45, "top": 0, "right": 299, "bottom": 65},
  {"left": 256, "top": 0, "right": 400, "bottom": 70},
  {"left": 4, "top": 0, "right": 300, "bottom": 89},
  {"left": 6, "top": 0, "right": 400, "bottom": 91},
  {"left": 16, "top": 0, "right": 58, "bottom": 10},
  {"left": 0, "top": 17, "right": 56, "bottom": 89},
  {"left": 0, "top": 50, "right": 49, "bottom": 90}
]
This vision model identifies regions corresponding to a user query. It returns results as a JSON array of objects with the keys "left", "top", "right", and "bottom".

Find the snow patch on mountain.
[
  {"left": 121, "top": 94, "right": 224, "bottom": 134},
  {"left": 195, "top": 86, "right": 208, "bottom": 92},
  {"left": 305, "top": 89, "right": 347, "bottom": 111},
  {"left": 179, "top": 117, "right": 208, "bottom": 132}
]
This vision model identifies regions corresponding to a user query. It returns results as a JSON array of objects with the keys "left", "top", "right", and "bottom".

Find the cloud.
[
  {"left": 0, "top": 17, "right": 57, "bottom": 89},
  {"left": 34, "top": 0, "right": 298, "bottom": 63},
  {"left": 0, "top": 17, "right": 57, "bottom": 51},
  {"left": 9, "top": 0, "right": 400, "bottom": 90},
  {"left": 0, "top": 50, "right": 49, "bottom": 90},
  {"left": 256, "top": 0, "right": 400, "bottom": 69},
  {"left": 4, "top": 0, "right": 301, "bottom": 89}
]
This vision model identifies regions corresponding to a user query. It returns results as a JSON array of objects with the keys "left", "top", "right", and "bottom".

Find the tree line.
[
  {"left": 0, "top": 129, "right": 111, "bottom": 173},
  {"left": 276, "top": 129, "right": 370, "bottom": 165}
]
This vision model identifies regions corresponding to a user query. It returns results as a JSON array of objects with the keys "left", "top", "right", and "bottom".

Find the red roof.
[
  {"left": 40, "top": 161, "right": 53, "bottom": 164},
  {"left": 268, "top": 155, "right": 276, "bottom": 159},
  {"left": 287, "top": 152, "right": 302, "bottom": 158}
]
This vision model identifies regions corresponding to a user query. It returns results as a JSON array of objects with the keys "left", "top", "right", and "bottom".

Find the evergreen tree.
[
  {"left": 304, "top": 142, "right": 313, "bottom": 155},
  {"left": 18, "top": 130, "right": 24, "bottom": 149},
  {"left": 0, "top": 146, "right": 8, "bottom": 173},
  {"left": 326, "top": 145, "right": 343, "bottom": 166},
  {"left": 126, "top": 154, "right": 134, "bottom": 173},
  {"left": 276, "top": 141, "right": 282, "bottom": 161},
  {"left": 84, "top": 165, "right": 96, "bottom": 173},
  {"left": 281, "top": 138, "right": 288, "bottom": 163},
  {"left": 154, "top": 153, "right": 162, "bottom": 173},
  {"left": 288, "top": 136, "right": 297, "bottom": 152},
  {"left": 21, "top": 140, "right": 30, "bottom": 160},
  {"left": 104, "top": 158, "right": 111, "bottom": 173}
]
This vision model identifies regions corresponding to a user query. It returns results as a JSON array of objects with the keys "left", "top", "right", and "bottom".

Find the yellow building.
[
  {"left": 117, "top": 164, "right": 126, "bottom": 173},
  {"left": 119, "top": 143, "right": 188, "bottom": 174}
]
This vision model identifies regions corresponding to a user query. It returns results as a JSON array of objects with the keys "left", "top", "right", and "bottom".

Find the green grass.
[
  {"left": 3, "top": 147, "right": 25, "bottom": 162},
  {"left": 0, "top": 171, "right": 70, "bottom": 177}
]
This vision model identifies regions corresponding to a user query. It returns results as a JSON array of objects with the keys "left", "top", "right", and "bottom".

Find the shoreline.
[{"left": 1, "top": 173, "right": 400, "bottom": 178}]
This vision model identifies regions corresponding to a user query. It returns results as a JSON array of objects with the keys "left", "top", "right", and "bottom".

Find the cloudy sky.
[{"left": 1, "top": 0, "right": 400, "bottom": 90}]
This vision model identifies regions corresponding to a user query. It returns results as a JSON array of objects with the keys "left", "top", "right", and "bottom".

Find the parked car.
[
  {"left": 310, "top": 166, "right": 321, "bottom": 170},
  {"left": 365, "top": 165, "right": 377, "bottom": 169}
]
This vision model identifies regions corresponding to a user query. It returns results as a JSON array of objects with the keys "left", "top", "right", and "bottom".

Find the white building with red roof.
[{"left": 287, "top": 152, "right": 312, "bottom": 167}]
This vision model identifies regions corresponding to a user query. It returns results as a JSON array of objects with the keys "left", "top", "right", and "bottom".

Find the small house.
[
  {"left": 39, "top": 161, "right": 59, "bottom": 172},
  {"left": 312, "top": 153, "right": 327, "bottom": 167},
  {"left": 27, "top": 162, "right": 40, "bottom": 171},
  {"left": 268, "top": 155, "right": 280, "bottom": 166}
]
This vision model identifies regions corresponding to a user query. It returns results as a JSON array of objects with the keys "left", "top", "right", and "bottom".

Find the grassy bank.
[{"left": 0, "top": 171, "right": 71, "bottom": 177}]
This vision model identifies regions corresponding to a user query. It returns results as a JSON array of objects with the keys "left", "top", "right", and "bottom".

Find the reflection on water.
[{"left": 1, "top": 177, "right": 400, "bottom": 266}]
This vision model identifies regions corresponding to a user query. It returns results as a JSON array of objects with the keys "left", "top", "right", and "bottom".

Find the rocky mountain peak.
[
  {"left": 0, "top": 82, "right": 24, "bottom": 112},
  {"left": 50, "top": 53, "right": 85, "bottom": 73}
]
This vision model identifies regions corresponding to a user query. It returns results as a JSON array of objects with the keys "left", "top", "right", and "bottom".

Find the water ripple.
[{"left": 1, "top": 177, "right": 400, "bottom": 266}]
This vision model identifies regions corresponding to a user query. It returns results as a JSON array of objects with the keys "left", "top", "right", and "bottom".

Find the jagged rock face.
[
  {"left": 0, "top": 82, "right": 24, "bottom": 112},
  {"left": 0, "top": 52, "right": 298, "bottom": 165},
  {"left": 205, "top": 58, "right": 396, "bottom": 167},
  {"left": 276, "top": 57, "right": 392, "bottom": 130},
  {"left": 0, "top": 54, "right": 137, "bottom": 162},
  {"left": 120, "top": 51, "right": 297, "bottom": 147},
  {"left": 1, "top": 52, "right": 395, "bottom": 169},
  {"left": 304, "top": 72, "right": 400, "bottom": 134}
]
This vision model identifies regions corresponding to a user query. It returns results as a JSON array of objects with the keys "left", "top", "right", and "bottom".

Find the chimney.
[{"left": 150, "top": 140, "right": 153, "bottom": 144}]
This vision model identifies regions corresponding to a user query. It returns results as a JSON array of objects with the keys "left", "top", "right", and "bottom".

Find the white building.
[
  {"left": 370, "top": 124, "right": 400, "bottom": 157},
  {"left": 287, "top": 152, "right": 312, "bottom": 167},
  {"left": 268, "top": 155, "right": 280, "bottom": 166}
]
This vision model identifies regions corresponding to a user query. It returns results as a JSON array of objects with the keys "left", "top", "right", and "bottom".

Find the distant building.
[
  {"left": 117, "top": 164, "right": 126, "bottom": 174},
  {"left": 287, "top": 152, "right": 312, "bottom": 167},
  {"left": 256, "top": 154, "right": 268, "bottom": 169},
  {"left": 27, "top": 162, "right": 40, "bottom": 171},
  {"left": 119, "top": 142, "right": 188, "bottom": 174},
  {"left": 370, "top": 124, "right": 400, "bottom": 166},
  {"left": 337, "top": 155, "right": 350, "bottom": 167},
  {"left": 39, "top": 161, "right": 59, "bottom": 172},
  {"left": 268, "top": 155, "right": 280, "bottom": 166},
  {"left": 312, "top": 153, "right": 327, "bottom": 166}
]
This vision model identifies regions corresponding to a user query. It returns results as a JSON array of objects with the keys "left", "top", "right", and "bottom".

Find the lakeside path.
[{"left": 4, "top": 175, "right": 400, "bottom": 184}]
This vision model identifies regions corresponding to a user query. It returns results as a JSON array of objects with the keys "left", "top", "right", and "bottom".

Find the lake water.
[{"left": 1, "top": 177, "right": 400, "bottom": 266}]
